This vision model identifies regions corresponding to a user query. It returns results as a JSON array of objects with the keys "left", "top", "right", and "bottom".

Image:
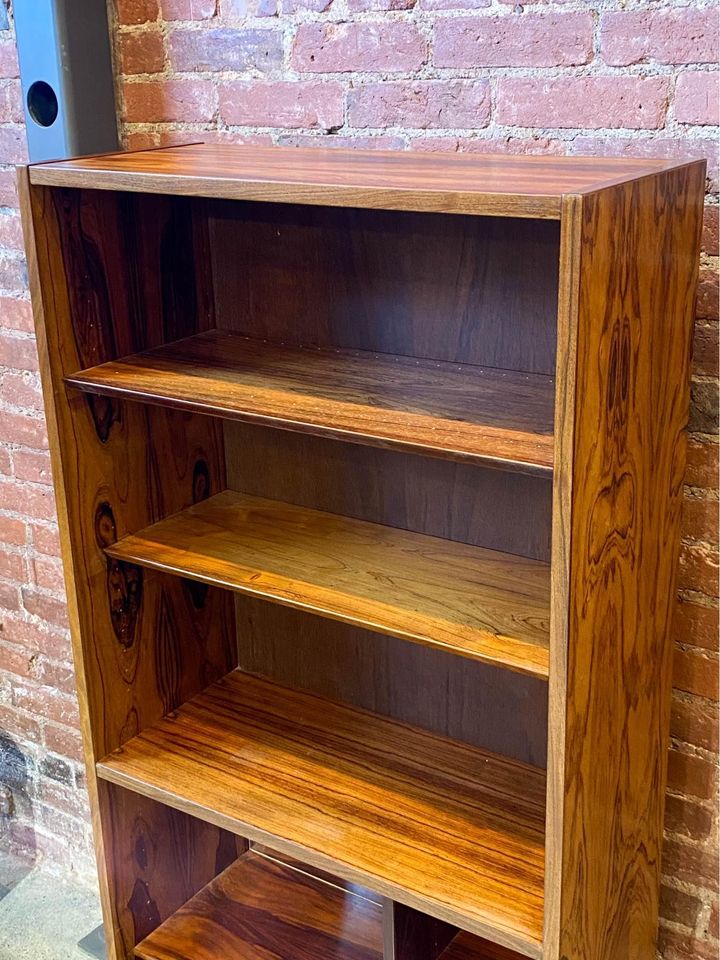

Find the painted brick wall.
[{"left": 0, "top": 0, "right": 717, "bottom": 955}]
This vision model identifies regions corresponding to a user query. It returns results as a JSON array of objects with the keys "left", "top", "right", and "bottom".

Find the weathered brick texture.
[{"left": 0, "top": 1, "right": 717, "bottom": 952}]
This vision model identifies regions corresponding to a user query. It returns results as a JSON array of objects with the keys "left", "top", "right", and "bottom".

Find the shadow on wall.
[{"left": 0, "top": 733, "right": 37, "bottom": 894}]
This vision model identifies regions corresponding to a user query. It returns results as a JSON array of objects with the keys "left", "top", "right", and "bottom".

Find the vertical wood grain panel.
[
  {"left": 210, "top": 202, "right": 560, "bottom": 375},
  {"left": 551, "top": 163, "right": 705, "bottom": 960},
  {"left": 20, "top": 177, "right": 238, "bottom": 959}
]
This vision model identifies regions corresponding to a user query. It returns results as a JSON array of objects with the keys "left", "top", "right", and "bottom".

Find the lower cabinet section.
[{"left": 135, "top": 844, "right": 526, "bottom": 960}]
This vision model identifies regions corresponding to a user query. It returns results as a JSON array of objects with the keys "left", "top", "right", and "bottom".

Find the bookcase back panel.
[
  {"left": 208, "top": 200, "right": 560, "bottom": 375},
  {"left": 235, "top": 597, "right": 548, "bottom": 766},
  {"left": 224, "top": 422, "right": 552, "bottom": 560}
]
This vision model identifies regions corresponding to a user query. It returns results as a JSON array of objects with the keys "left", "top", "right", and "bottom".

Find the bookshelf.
[{"left": 19, "top": 144, "right": 704, "bottom": 960}]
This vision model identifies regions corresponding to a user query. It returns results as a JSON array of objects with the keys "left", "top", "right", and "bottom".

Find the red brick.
[
  {"left": 0, "top": 256, "right": 28, "bottom": 292},
  {"left": 168, "top": 27, "right": 283, "bottom": 72},
  {"left": 30, "top": 523, "right": 61, "bottom": 557},
  {"left": 0, "top": 515, "right": 26, "bottom": 546},
  {"left": 283, "top": 0, "right": 331, "bottom": 11},
  {"left": 434, "top": 13, "right": 592, "bottom": 68},
  {"left": 676, "top": 71, "right": 720, "bottom": 126},
  {"left": 11, "top": 678, "right": 80, "bottom": 727},
  {"left": 693, "top": 323, "right": 719, "bottom": 379},
  {"left": 122, "top": 79, "right": 216, "bottom": 123},
  {"left": 1, "top": 371, "right": 44, "bottom": 410},
  {"left": 703, "top": 206, "right": 719, "bottom": 257},
  {"left": 667, "top": 749, "right": 718, "bottom": 801},
  {"left": 0, "top": 297, "right": 34, "bottom": 333},
  {"left": 160, "top": 0, "right": 216, "bottom": 17},
  {"left": 659, "top": 925, "right": 720, "bottom": 960},
  {"left": 697, "top": 266, "right": 719, "bottom": 321},
  {"left": 660, "top": 882, "right": 704, "bottom": 929},
  {"left": 0, "top": 82, "right": 23, "bottom": 124},
  {"left": 12, "top": 449, "right": 53, "bottom": 485},
  {"left": 0, "top": 333, "right": 39, "bottom": 371},
  {"left": 0, "top": 637, "right": 33, "bottom": 678},
  {"left": 0, "top": 169, "right": 19, "bottom": 207},
  {"left": 119, "top": 30, "right": 165, "bottom": 75},
  {"left": 677, "top": 540, "right": 720, "bottom": 597},
  {"left": 220, "top": 0, "right": 278, "bottom": 16},
  {"left": 277, "top": 134, "right": 405, "bottom": 151},
  {"left": 2, "top": 616, "right": 73, "bottom": 663},
  {"left": 219, "top": 81, "right": 343, "bottom": 129},
  {"left": 602, "top": 7, "right": 719, "bottom": 67},
  {"left": 348, "top": 80, "right": 490, "bottom": 130},
  {"left": 29, "top": 656, "right": 75, "bottom": 695},
  {"left": 292, "top": 23, "right": 426, "bottom": 73},
  {"left": 0, "top": 41, "right": 19, "bottom": 79},
  {"left": 0, "top": 581, "right": 21, "bottom": 611},
  {"left": 21, "top": 589, "right": 69, "bottom": 630},
  {"left": 497, "top": 77, "right": 670, "bottom": 130},
  {"left": 0, "top": 212, "right": 25, "bottom": 250},
  {"left": 124, "top": 131, "right": 159, "bottom": 150},
  {"left": 43, "top": 723, "right": 85, "bottom": 763},
  {"left": 31, "top": 556, "right": 66, "bottom": 597},
  {"left": 681, "top": 492, "right": 719, "bottom": 543},
  {"left": 673, "top": 643, "right": 719, "bottom": 699},
  {"left": 117, "top": 0, "right": 159, "bottom": 24},
  {"left": 40, "top": 779, "right": 91, "bottom": 822},
  {"left": 664, "top": 793, "right": 714, "bottom": 842},
  {"left": 421, "top": 0, "right": 488, "bottom": 9},
  {"left": 0, "top": 411, "right": 48, "bottom": 448},
  {"left": 671, "top": 694, "right": 719, "bottom": 753},
  {"left": 0, "top": 703, "right": 42, "bottom": 743},
  {"left": 0, "top": 549, "right": 23, "bottom": 582},
  {"left": 410, "top": 136, "right": 565, "bottom": 156},
  {"left": 662, "top": 836, "right": 719, "bottom": 891}
]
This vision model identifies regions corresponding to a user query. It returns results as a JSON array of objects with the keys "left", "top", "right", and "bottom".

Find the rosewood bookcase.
[{"left": 19, "top": 145, "right": 705, "bottom": 960}]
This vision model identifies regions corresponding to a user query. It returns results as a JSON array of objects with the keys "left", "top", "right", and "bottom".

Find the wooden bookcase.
[{"left": 19, "top": 145, "right": 704, "bottom": 960}]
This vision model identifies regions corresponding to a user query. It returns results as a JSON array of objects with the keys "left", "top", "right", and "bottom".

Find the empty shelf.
[
  {"left": 105, "top": 490, "right": 551, "bottom": 678},
  {"left": 66, "top": 331, "right": 555, "bottom": 476},
  {"left": 99, "top": 670, "right": 546, "bottom": 957}
]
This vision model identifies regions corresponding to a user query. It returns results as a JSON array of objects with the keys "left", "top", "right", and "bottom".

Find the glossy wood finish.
[
  {"left": 19, "top": 177, "right": 239, "bottom": 960},
  {"left": 67, "top": 331, "right": 555, "bottom": 475},
  {"left": 106, "top": 490, "right": 551, "bottom": 678},
  {"left": 97, "top": 670, "right": 547, "bottom": 957},
  {"left": 135, "top": 848, "right": 384, "bottom": 960},
  {"left": 22, "top": 144, "right": 706, "bottom": 960},
  {"left": 384, "top": 902, "right": 457, "bottom": 960},
  {"left": 545, "top": 164, "right": 706, "bottom": 960},
  {"left": 29, "top": 143, "right": 691, "bottom": 219}
]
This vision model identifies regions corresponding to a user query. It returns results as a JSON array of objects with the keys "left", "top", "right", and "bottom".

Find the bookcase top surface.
[{"left": 27, "top": 142, "right": 697, "bottom": 219}]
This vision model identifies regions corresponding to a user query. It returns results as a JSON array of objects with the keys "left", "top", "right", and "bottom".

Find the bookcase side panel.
[
  {"left": 553, "top": 164, "right": 705, "bottom": 960},
  {"left": 19, "top": 174, "right": 239, "bottom": 958}
]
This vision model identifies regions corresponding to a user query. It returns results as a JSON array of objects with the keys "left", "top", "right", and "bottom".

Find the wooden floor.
[
  {"left": 106, "top": 490, "right": 551, "bottom": 678},
  {"left": 65, "top": 330, "right": 555, "bottom": 476},
  {"left": 98, "top": 670, "right": 546, "bottom": 957}
]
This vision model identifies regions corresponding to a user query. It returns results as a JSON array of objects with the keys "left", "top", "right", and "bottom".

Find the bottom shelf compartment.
[
  {"left": 135, "top": 846, "right": 530, "bottom": 960},
  {"left": 98, "top": 670, "right": 545, "bottom": 956},
  {"left": 135, "top": 846, "right": 384, "bottom": 960}
]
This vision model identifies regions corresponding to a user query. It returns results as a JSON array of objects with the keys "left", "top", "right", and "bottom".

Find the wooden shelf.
[
  {"left": 28, "top": 142, "right": 690, "bottom": 220},
  {"left": 66, "top": 331, "right": 555, "bottom": 476},
  {"left": 135, "top": 846, "right": 384, "bottom": 960},
  {"left": 98, "top": 670, "right": 546, "bottom": 957},
  {"left": 106, "top": 490, "right": 551, "bottom": 678}
]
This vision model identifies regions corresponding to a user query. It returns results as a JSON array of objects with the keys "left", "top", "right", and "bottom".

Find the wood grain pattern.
[
  {"left": 66, "top": 331, "right": 555, "bottom": 476},
  {"left": 19, "top": 179, "right": 238, "bottom": 959},
  {"left": 135, "top": 848, "right": 384, "bottom": 960},
  {"left": 106, "top": 490, "right": 551, "bottom": 678},
  {"left": 209, "top": 203, "right": 560, "bottom": 376},
  {"left": 29, "top": 143, "right": 693, "bottom": 219},
  {"left": 97, "top": 670, "right": 546, "bottom": 957},
  {"left": 440, "top": 935, "right": 527, "bottom": 960},
  {"left": 549, "top": 162, "right": 706, "bottom": 960}
]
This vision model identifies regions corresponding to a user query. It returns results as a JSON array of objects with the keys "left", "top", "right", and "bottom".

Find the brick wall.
[{"left": 0, "top": 0, "right": 717, "bottom": 955}]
